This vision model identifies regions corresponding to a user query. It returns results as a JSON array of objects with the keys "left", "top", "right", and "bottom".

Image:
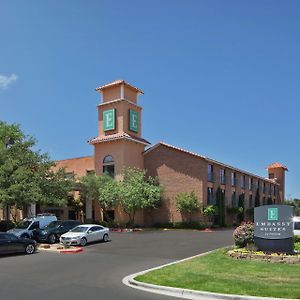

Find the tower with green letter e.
[{"left": 103, "top": 109, "right": 115, "bottom": 131}]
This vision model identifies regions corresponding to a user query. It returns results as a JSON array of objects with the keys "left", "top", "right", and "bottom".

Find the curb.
[
  {"left": 60, "top": 247, "right": 83, "bottom": 254},
  {"left": 122, "top": 248, "right": 297, "bottom": 300}
]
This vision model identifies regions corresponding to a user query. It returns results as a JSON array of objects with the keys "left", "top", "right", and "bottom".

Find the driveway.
[{"left": 0, "top": 229, "right": 233, "bottom": 300}]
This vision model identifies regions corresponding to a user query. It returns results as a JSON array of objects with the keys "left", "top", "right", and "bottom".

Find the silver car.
[{"left": 60, "top": 224, "right": 109, "bottom": 246}]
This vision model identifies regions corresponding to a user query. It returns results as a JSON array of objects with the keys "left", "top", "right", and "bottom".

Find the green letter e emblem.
[{"left": 268, "top": 208, "right": 278, "bottom": 221}]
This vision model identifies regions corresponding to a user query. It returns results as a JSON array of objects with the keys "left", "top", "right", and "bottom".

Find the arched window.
[
  {"left": 103, "top": 155, "right": 114, "bottom": 164},
  {"left": 103, "top": 155, "right": 115, "bottom": 178}
]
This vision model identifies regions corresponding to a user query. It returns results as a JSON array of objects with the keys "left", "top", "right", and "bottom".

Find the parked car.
[
  {"left": 34, "top": 220, "right": 81, "bottom": 244},
  {"left": 8, "top": 214, "right": 57, "bottom": 239},
  {"left": 0, "top": 232, "right": 37, "bottom": 255},
  {"left": 60, "top": 224, "right": 109, "bottom": 246},
  {"left": 294, "top": 216, "right": 300, "bottom": 235}
]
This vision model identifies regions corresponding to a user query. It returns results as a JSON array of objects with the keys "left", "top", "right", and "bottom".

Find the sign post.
[{"left": 254, "top": 205, "right": 294, "bottom": 253}]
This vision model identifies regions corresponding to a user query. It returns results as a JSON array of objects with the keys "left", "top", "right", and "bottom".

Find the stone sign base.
[{"left": 254, "top": 237, "right": 294, "bottom": 253}]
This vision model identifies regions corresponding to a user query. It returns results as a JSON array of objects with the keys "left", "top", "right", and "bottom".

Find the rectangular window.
[
  {"left": 248, "top": 178, "right": 253, "bottom": 190},
  {"left": 220, "top": 169, "right": 226, "bottom": 185},
  {"left": 231, "top": 172, "right": 237, "bottom": 186},
  {"left": 263, "top": 182, "right": 266, "bottom": 193},
  {"left": 268, "top": 183, "right": 271, "bottom": 195},
  {"left": 257, "top": 180, "right": 260, "bottom": 190},
  {"left": 263, "top": 197, "right": 266, "bottom": 205},
  {"left": 231, "top": 191, "right": 237, "bottom": 208},
  {"left": 241, "top": 175, "right": 245, "bottom": 189},
  {"left": 269, "top": 173, "right": 275, "bottom": 179},
  {"left": 208, "top": 164, "right": 214, "bottom": 182},
  {"left": 207, "top": 187, "right": 214, "bottom": 205}
]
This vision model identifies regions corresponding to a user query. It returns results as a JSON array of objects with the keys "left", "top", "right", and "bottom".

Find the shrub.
[
  {"left": 0, "top": 220, "right": 15, "bottom": 232},
  {"left": 294, "top": 242, "right": 300, "bottom": 252},
  {"left": 233, "top": 222, "right": 254, "bottom": 248},
  {"left": 294, "top": 235, "right": 300, "bottom": 243}
]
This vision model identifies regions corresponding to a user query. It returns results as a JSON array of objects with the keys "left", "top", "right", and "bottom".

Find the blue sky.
[{"left": 0, "top": 1, "right": 299, "bottom": 198}]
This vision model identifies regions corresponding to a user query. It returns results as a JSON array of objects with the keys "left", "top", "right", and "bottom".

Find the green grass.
[{"left": 135, "top": 250, "right": 300, "bottom": 299}]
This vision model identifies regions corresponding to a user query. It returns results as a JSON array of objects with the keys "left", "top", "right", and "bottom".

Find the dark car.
[
  {"left": 0, "top": 232, "right": 37, "bottom": 255},
  {"left": 35, "top": 220, "right": 81, "bottom": 244}
]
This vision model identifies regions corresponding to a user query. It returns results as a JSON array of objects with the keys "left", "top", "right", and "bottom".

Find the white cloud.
[{"left": 0, "top": 74, "right": 18, "bottom": 89}]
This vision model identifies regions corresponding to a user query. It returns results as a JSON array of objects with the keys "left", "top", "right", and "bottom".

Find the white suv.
[
  {"left": 293, "top": 216, "right": 300, "bottom": 236},
  {"left": 8, "top": 214, "right": 57, "bottom": 239}
]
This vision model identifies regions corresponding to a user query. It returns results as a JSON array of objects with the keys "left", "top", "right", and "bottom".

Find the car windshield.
[
  {"left": 45, "top": 221, "right": 62, "bottom": 229},
  {"left": 294, "top": 222, "right": 300, "bottom": 230},
  {"left": 16, "top": 221, "right": 31, "bottom": 229},
  {"left": 70, "top": 226, "right": 88, "bottom": 233}
]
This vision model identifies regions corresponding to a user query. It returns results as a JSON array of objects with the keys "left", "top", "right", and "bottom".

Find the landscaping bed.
[
  {"left": 135, "top": 249, "right": 300, "bottom": 299},
  {"left": 228, "top": 248, "right": 300, "bottom": 264}
]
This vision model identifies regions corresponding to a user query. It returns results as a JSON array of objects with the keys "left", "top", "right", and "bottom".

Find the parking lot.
[{"left": 0, "top": 229, "right": 233, "bottom": 300}]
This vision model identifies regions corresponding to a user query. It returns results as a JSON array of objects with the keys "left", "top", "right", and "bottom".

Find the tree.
[
  {"left": 0, "top": 121, "right": 73, "bottom": 220},
  {"left": 238, "top": 193, "right": 245, "bottom": 223},
  {"left": 119, "top": 167, "right": 162, "bottom": 227},
  {"left": 284, "top": 199, "right": 300, "bottom": 216},
  {"left": 203, "top": 205, "right": 217, "bottom": 226},
  {"left": 216, "top": 187, "right": 225, "bottom": 226},
  {"left": 98, "top": 174, "right": 120, "bottom": 221},
  {"left": 175, "top": 191, "right": 200, "bottom": 223}
]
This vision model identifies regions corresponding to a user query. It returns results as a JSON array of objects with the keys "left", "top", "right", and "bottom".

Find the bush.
[
  {"left": 233, "top": 222, "right": 254, "bottom": 248},
  {"left": 294, "top": 235, "right": 300, "bottom": 243},
  {"left": 153, "top": 221, "right": 206, "bottom": 230},
  {"left": 0, "top": 220, "right": 15, "bottom": 231},
  {"left": 294, "top": 242, "right": 300, "bottom": 252}
]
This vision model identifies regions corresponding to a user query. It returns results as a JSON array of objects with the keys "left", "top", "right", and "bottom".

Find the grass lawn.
[{"left": 135, "top": 249, "right": 300, "bottom": 299}]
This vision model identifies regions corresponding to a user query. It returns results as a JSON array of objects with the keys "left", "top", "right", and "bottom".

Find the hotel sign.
[
  {"left": 103, "top": 109, "right": 115, "bottom": 131},
  {"left": 254, "top": 205, "right": 293, "bottom": 240},
  {"left": 129, "top": 109, "right": 138, "bottom": 132}
]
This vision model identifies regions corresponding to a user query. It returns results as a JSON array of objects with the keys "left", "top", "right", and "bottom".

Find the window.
[
  {"left": 268, "top": 183, "right": 271, "bottom": 195},
  {"left": 86, "top": 170, "right": 95, "bottom": 175},
  {"left": 257, "top": 180, "right": 260, "bottom": 190},
  {"left": 231, "top": 172, "right": 237, "bottom": 186},
  {"left": 220, "top": 169, "right": 226, "bottom": 185},
  {"left": 66, "top": 172, "right": 75, "bottom": 179},
  {"left": 207, "top": 187, "right": 214, "bottom": 205},
  {"left": 248, "top": 178, "right": 253, "bottom": 190},
  {"left": 263, "top": 197, "right": 266, "bottom": 205},
  {"left": 263, "top": 182, "right": 266, "bottom": 193},
  {"left": 269, "top": 173, "right": 275, "bottom": 179},
  {"left": 103, "top": 155, "right": 115, "bottom": 178},
  {"left": 241, "top": 175, "right": 245, "bottom": 189},
  {"left": 231, "top": 191, "right": 237, "bottom": 208},
  {"left": 207, "top": 164, "right": 214, "bottom": 182}
]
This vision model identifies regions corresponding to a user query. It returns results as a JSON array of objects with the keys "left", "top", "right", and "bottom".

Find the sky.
[{"left": 0, "top": 1, "right": 299, "bottom": 198}]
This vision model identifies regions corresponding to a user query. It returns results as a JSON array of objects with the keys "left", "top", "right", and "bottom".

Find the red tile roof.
[
  {"left": 95, "top": 79, "right": 144, "bottom": 94},
  {"left": 144, "top": 141, "right": 280, "bottom": 184},
  {"left": 266, "top": 162, "right": 288, "bottom": 171},
  {"left": 89, "top": 132, "right": 150, "bottom": 146}
]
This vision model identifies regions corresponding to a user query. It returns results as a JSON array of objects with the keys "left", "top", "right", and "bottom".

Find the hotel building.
[{"left": 49, "top": 80, "right": 288, "bottom": 226}]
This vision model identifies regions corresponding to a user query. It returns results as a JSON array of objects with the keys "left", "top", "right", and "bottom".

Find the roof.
[
  {"left": 144, "top": 141, "right": 206, "bottom": 159},
  {"left": 95, "top": 79, "right": 144, "bottom": 95},
  {"left": 144, "top": 141, "right": 279, "bottom": 184},
  {"left": 266, "top": 162, "right": 288, "bottom": 171},
  {"left": 53, "top": 156, "right": 95, "bottom": 177},
  {"left": 89, "top": 132, "right": 151, "bottom": 146}
]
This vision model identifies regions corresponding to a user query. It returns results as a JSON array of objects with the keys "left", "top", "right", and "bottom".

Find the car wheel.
[
  {"left": 48, "top": 234, "right": 56, "bottom": 244},
  {"left": 103, "top": 234, "right": 109, "bottom": 242},
  {"left": 21, "top": 234, "right": 30, "bottom": 239},
  {"left": 25, "top": 244, "right": 35, "bottom": 255},
  {"left": 80, "top": 237, "right": 87, "bottom": 246}
]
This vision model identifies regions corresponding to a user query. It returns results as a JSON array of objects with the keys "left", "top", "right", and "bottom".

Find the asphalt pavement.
[{"left": 0, "top": 229, "right": 233, "bottom": 300}]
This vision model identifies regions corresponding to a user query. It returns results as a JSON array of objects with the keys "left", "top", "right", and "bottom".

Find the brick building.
[{"left": 48, "top": 79, "right": 288, "bottom": 226}]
